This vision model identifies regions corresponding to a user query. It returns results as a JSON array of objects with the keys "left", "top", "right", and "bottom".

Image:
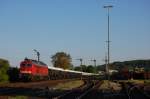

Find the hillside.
[{"left": 97, "top": 59, "right": 150, "bottom": 71}]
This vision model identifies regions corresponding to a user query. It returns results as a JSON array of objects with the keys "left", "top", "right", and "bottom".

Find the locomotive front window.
[
  {"left": 21, "top": 63, "right": 26, "bottom": 66},
  {"left": 21, "top": 63, "right": 32, "bottom": 66},
  {"left": 27, "top": 64, "right": 32, "bottom": 66}
]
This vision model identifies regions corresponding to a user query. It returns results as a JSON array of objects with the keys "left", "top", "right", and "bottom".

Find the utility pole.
[
  {"left": 103, "top": 5, "right": 113, "bottom": 80},
  {"left": 33, "top": 49, "right": 40, "bottom": 62}
]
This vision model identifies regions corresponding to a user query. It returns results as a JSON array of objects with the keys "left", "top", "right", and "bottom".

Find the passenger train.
[{"left": 19, "top": 58, "right": 98, "bottom": 81}]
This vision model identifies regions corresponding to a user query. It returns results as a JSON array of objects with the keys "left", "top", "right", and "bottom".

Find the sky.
[{"left": 0, "top": 0, "right": 150, "bottom": 67}]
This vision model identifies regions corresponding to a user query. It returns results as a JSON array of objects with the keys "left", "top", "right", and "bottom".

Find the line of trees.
[
  {"left": 74, "top": 65, "right": 97, "bottom": 73},
  {"left": 51, "top": 52, "right": 150, "bottom": 73},
  {"left": 51, "top": 52, "right": 97, "bottom": 73}
]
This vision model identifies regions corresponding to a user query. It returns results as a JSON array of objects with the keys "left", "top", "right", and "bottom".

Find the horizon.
[{"left": 5, "top": 57, "right": 150, "bottom": 67}]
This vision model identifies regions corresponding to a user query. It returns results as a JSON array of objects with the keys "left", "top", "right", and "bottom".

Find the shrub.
[{"left": 0, "top": 58, "right": 9, "bottom": 83}]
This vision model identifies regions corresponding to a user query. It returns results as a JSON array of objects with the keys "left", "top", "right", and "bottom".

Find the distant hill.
[{"left": 97, "top": 59, "right": 150, "bottom": 71}]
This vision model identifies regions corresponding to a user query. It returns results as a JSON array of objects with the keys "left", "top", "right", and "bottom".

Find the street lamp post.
[{"left": 103, "top": 5, "right": 113, "bottom": 80}]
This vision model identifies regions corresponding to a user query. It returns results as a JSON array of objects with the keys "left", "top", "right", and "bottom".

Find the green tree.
[
  {"left": 51, "top": 52, "right": 72, "bottom": 69},
  {"left": 74, "top": 65, "right": 87, "bottom": 72},
  {"left": 86, "top": 65, "right": 95, "bottom": 73},
  {"left": 74, "top": 66, "right": 81, "bottom": 71},
  {"left": 0, "top": 58, "right": 9, "bottom": 83},
  {"left": 7, "top": 67, "right": 19, "bottom": 82},
  {"left": 81, "top": 65, "right": 87, "bottom": 72}
]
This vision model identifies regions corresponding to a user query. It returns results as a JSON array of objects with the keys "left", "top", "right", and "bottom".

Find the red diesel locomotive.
[{"left": 19, "top": 58, "right": 49, "bottom": 81}]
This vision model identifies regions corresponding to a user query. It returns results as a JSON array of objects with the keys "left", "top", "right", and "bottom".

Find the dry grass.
[
  {"left": 8, "top": 96, "right": 27, "bottom": 99},
  {"left": 54, "top": 80, "right": 84, "bottom": 90},
  {"left": 128, "top": 80, "right": 145, "bottom": 84},
  {"left": 99, "top": 80, "right": 122, "bottom": 92},
  {"left": 144, "top": 80, "right": 150, "bottom": 85}
]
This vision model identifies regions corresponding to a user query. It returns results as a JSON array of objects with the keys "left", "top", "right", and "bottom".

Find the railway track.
[
  {"left": 0, "top": 80, "right": 149, "bottom": 99},
  {"left": 0, "top": 80, "right": 70, "bottom": 98},
  {"left": 82, "top": 81, "right": 127, "bottom": 99},
  {"left": 122, "top": 82, "right": 149, "bottom": 99},
  {"left": 0, "top": 79, "right": 89, "bottom": 99},
  {"left": 0, "top": 87, "right": 45, "bottom": 97},
  {"left": 52, "top": 80, "right": 101, "bottom": 99},
  {"left": 0, "top": 86, "right": 67, "bottom": 99}
]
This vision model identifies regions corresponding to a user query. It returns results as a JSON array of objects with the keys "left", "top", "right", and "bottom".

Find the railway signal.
[
  {"left": 76, "top": 58, "right": 83, "bottom": 72},
  {"left": 33, "top": 49, "right": 40, "bottom": 62},
  {"left": 90, "top": 59, "right": 96, "bottom": 67},
  {"left": 76, "top": 58, "right": 83, "bottom": 80},
  {"left": 76, "top": 58, "right": 83, "bottom": 66},
  {"left": 90, "top": 59, "right": 97, "bottom": 73}
]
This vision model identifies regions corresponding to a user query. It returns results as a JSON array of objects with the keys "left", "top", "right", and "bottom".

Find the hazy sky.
[{"left": 0, "top": 0, "right": 150, "bottom": 67}]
